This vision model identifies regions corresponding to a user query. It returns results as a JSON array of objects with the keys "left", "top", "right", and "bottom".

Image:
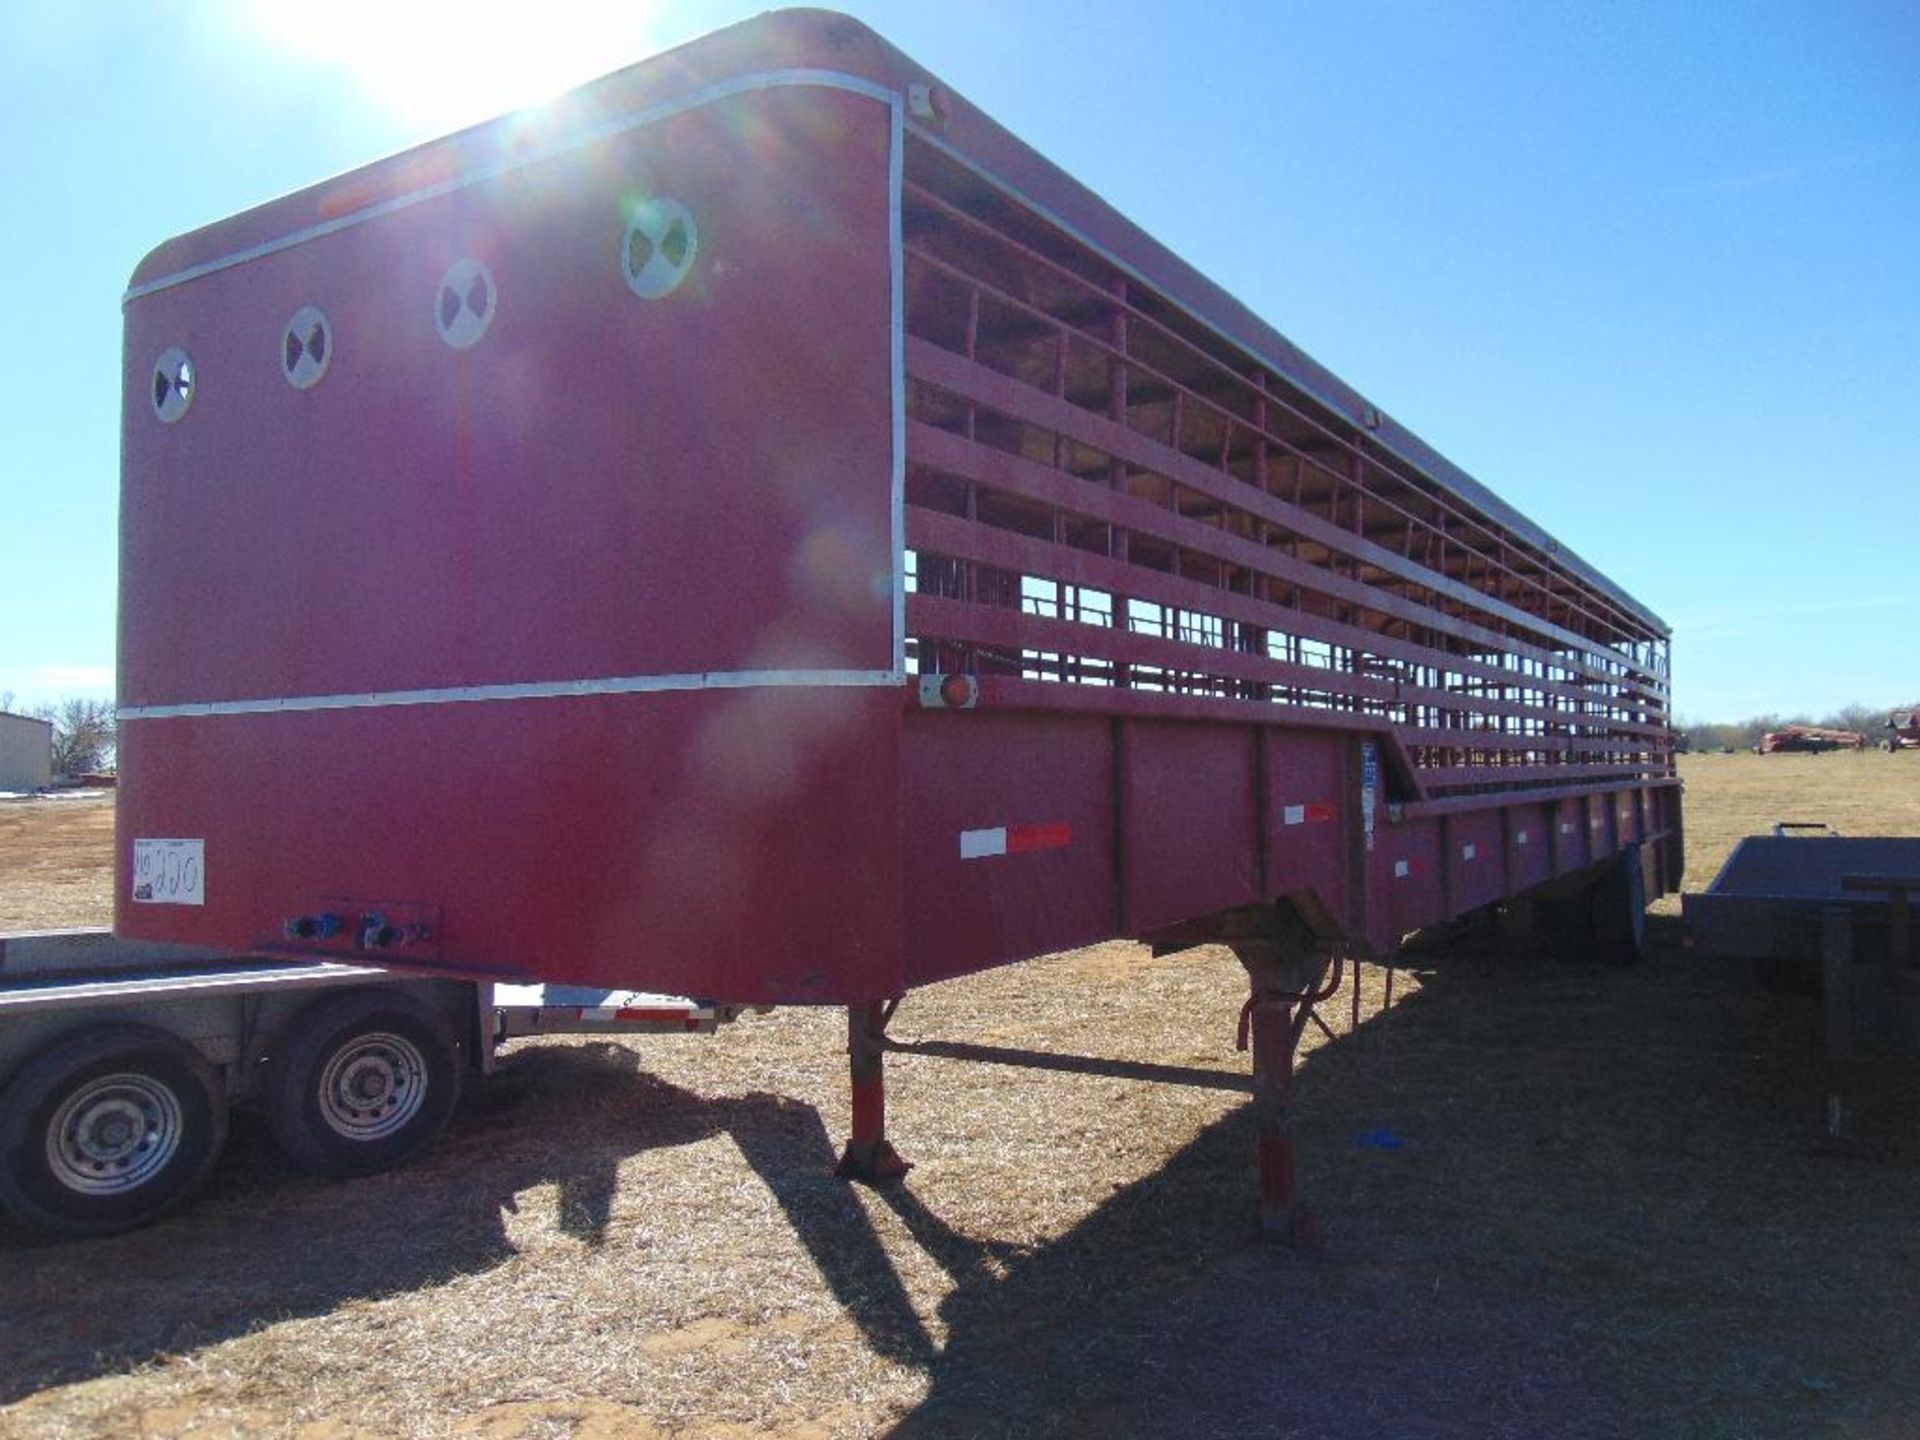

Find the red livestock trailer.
[{"left": 114, "top": 9, "right": 1678, "bottom": 1233}]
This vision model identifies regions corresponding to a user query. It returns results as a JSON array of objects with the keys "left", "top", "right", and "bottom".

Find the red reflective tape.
[
  {"left": 614, "top": 1007, "right": 691, "bottom": 1023},
  {"left": 1303, "top": 803, "right": 1335, "bottom": 823},
  {"left": 1006, "top": 822, "right": 1071, "bottom": 853}
]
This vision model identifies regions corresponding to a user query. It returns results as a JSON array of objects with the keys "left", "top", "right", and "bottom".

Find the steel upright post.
[
  {"left": 1234, "top": 933, "right": 1333, "bottom": 1246},
  {"left": 835, "top": 1000, "right": 911, "bottom": 1183}
]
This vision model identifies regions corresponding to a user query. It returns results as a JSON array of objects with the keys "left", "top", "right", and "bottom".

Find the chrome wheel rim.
[
  {"left": 46, "top": 1073, "right": 184, "bottom": 1196},
  {"left": 317, "top": 1032, "right": 427, "bottom": 1140}
]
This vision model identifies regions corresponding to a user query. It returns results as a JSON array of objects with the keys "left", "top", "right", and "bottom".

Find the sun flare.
[{"left": 231, "top": 0, "right": 680, "bottom": 136}]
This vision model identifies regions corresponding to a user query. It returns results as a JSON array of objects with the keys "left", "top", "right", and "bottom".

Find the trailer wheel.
[
  {"left": 0, "top": 1024, "right": 228, "bottom": 1236},
  {"left": 268, "top": 990, "right": 461, "bottom": 1178},
  {"left": 1590, "top": 845, "right": 1648, "bottom": 966}
]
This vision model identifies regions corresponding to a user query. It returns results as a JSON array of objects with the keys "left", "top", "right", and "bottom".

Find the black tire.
[
  {"left": 1590, "top": 844, "right": 1649, "bottom": 966},
  {"left": 267, "top": 989, "right": 461, "bottom": 1177},
  {"left": 0, "top": 1024, "right": 228, "bottom": 1237}
]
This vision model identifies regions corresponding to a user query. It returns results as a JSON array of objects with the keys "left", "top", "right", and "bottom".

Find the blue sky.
[{"left": 2, "top": 0, "right": 1914, "bottom": 722}]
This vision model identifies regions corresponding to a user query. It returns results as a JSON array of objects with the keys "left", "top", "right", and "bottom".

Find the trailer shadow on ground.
[
  {"left": 878, "top": 922, "right": 1920, "bottom": 1439},
  {"left": 0, "top": 1039, "right": 943, "bottom": 1404},
  {"left": 5, "top": 928, "right": 1920, "bottom": 1438}
]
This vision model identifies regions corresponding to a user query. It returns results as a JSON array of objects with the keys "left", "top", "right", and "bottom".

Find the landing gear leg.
[
  {"left": 835, "top": 999, "right": 911, "bottom": 1184},
  {"left": 1234, "top": 938, "right": 1336, "bottom": 1247}
]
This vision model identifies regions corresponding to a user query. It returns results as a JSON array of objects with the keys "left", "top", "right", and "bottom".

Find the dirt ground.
[
  {"left": 2, "top": 752, "right": 1919, "bottom": 1439},
  {"left": 0, "top": 794, "right": 114, "bottom": 931}
]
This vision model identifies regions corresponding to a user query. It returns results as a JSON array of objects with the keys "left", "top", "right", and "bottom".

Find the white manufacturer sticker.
[{"left": 132, "top": 839, "right": 204, "bottom": 906}]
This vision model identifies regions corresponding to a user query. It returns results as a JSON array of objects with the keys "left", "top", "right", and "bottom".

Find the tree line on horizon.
[{"left": 1677, "top": 703, "right": 1910, "bottom": 754}]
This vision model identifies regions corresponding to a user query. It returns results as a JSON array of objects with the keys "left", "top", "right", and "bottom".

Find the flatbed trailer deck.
[
  {"left": 1685, "top": 831, "right": 1920, "bottom": 1058},
  {"left": 0, "top": 930, "right": 733, "bottom": 1233}
]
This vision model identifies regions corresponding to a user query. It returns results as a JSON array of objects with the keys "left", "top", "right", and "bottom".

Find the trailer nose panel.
[{"left": 117, "top": 78, "right": 907, "bottom": 1000}]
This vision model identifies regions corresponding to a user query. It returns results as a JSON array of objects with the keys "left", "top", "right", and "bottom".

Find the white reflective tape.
[
  {"left": 1516, "top": 829, "right": 1530, "bottom": 845},
  {"left": 960, "top": 827, "right": 1008, "bottom": 860},
  {"left": 1283, "top": 804, "right": 1306, "bottom": 826},
  {"left": 1393, "top": 859, "right": 1411, "bottom": 879},
  {"left": 1462, "top": 843, "right": 1477, "bottom": 862}
]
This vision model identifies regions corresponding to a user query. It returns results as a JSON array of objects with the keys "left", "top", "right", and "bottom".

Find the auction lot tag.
[{"left": 132, "top": 838, "right": 205, "bottom": 906}]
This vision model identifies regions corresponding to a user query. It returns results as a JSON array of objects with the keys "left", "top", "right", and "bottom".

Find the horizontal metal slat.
[
  {"left": 908, "top": 594, "right": 1660, "bottom": 758},
  {"left": 909, "top": 337, "right": 1659, "bottom": 683},
  {"left": 906, "top": 505, "right": 1663, "bottom": 733},
  {"left": 908, "top": 592, "right": 1398, "bottom": 702},
  {"left": 900, "top": 185, "right": 1666, "bottom": 645},
  {"left": 907, "top": 419, "right": 1667, "bottom": 712}
]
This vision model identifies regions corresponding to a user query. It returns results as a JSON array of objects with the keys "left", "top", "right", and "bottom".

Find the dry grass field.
[{"left": 2, "top": 752, "right": 1919, "bottom": 1439}]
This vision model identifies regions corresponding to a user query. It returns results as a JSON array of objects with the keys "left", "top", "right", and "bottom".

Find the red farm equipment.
[
  {"left": 59, "top": 9, "right": 1679, "bottom": 1236},
  {"left": 1887, "top": 708, "right": 1920, "bottom": 752},
  {"left": 1756, "top": 727, "right": 1867, "bottom": 755}
]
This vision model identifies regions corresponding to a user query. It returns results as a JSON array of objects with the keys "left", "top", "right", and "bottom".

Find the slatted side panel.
[{"left": 900, "top": 138, "right": 1671, "bottom": 802}]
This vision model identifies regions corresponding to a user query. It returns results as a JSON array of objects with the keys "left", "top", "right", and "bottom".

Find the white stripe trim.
[
  {"left": 124, "top": 69, "right": 898, "bottom": 304},
  {"left": 888, "top": 92, "right": 908, "bottom": 678},
  {"left": 119, "top": 668, "right": 905, "bottom": 721}
]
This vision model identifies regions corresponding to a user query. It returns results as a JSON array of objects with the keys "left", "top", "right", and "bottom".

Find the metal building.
[{"left": 0, "top": 713, "right": 52, "bottom": 792}]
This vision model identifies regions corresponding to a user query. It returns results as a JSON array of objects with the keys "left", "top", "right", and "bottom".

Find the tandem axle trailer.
[
  {"left": 0, "top": 928, "right": 737, "bottom": 1233},
  {"left": 6, "top": 10, "right": 1678, "bottom": 1236}
]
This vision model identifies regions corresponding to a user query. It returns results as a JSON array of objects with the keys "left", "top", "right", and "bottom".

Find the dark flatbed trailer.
[
  {"left": 0, "top": 929, "right": 737, "bottom": 1234},
  {"left": 1685, "top": 831, "right": 1920, "bottom": 1058}
]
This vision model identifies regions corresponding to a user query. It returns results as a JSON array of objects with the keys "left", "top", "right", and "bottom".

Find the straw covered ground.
[{"left": 2, "top": 751, "right": 1919, "bottom": 1438}]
